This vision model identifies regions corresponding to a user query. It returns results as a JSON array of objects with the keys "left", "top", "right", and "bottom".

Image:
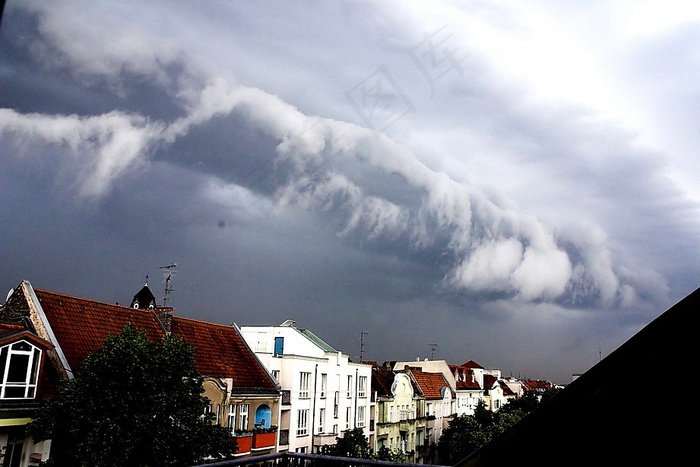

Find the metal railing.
[{"left": 193, "top": 452, "right": 448, "bottom": 467}]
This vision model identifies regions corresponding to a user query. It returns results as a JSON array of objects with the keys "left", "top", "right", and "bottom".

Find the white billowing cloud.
[
  {"left": 0, "top": 109, "right": 164, "bottom": 197},
  {"left": 0, "top": 69, "right": 665, "bottom": 306},
  {"left": 169, "top": 79, "right": 659, "bottom": 306}
]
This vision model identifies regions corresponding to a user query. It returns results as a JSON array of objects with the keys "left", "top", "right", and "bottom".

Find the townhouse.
[
  {"left": 372, "top": 363, "right": 427, "bottom": 463},
  {"left": 0, "top": 280, "right": 281, "bottom": 465},
  {"left": 240, "top": 320, "right": 374, "bottom": 454}
]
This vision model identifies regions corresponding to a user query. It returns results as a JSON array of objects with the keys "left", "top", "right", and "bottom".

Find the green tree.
[
  {"left": 500, "top": 390, "right": 540, "bottom": 414},
  {"left": 328, "top": 427, "right": 372, "bottom": 458},
  {"left": 29, "top": 324, "right": 236, "bottom": 467},
  {"left": 437, "top": 414, "right": 491, "bottom": 464},
  {"left": 374, "top": 445, "right": 406, "bottom": 462}
]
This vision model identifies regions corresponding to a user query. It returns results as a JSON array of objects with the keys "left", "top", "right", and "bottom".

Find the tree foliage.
[
  {"left": 327, "top": 427, "right": 372, "bottom": 459},
  {"left": 374, "top": 445, "right": 406, "bottom": 462},
  {"left": 29, "top": 324, "right": 236, "bottom": 466},
  {"left": 438, "top": 395, "right": 545, "bottom": 464}
]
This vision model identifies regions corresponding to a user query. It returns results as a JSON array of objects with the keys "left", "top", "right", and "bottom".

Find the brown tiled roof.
[
  {"left": 499, "top": 381, "right": 515, "bottom": 396},
  {"left": 35, "top": 288, "right": 166, "bottom": 372},
  {"left": 411, "top": 369, "right": 452, "bottom": 400},
  {"left": 523, "top": 380, "right": 551, "bottom": 392},
  {"left": 170, "top": 317, "right": 277, "bottom": 394},
  {"left": 372, "top": 366, "right": 395, "bottom": 396},
  {"left": 484, "top": 374, "right": 498, "bottom": 389},
  {"left": 461, "top": 360, "right": 484, "bottom": 369},
  {"left": 449, "top": 365, "right": 481, "bottom": 390},
  {"left": 33, "top": 288, "right": 277, "bottom": 395}
]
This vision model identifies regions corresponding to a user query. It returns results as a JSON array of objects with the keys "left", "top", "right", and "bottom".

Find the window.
[
  {"left": 347, "top": 375, "right": 352, "bottom": 398},
  {"left": 274, "top": 337, "right": 284, "bottom": 357},
  {"left": 203, "top": 404, "right": 213, "bottom": 424},
  {"left": 300, "top": 372, "right": 311, "bottom": 398},
  {"left": 297, "top": 409, "right": 309, "bottom": 436},
  {"left": 357, "top": 405, "right": 365, "bottom": 427},
  {"left": 227, "top": 404, "right": 236, "bottom": 434},
  {"left": 333, "top": 391, "right": 339, "bottom": 418},
  {"left": 239, "top": 403, "right": 249, "bottom": 431},
  {"left": 319, "top": 408, "right": 325, "bottom": 433},
  {"left": 271, "top": 370, "right": 280, "bottom": 381},
  {"left": 0, "top": 341, "right": 42, "bottom": 399},
  {"left": 320, "top": 373, "right": 327, "bottom": 398},
  {"left": 345, "top": 407, "right": 351, "bottom": 429},
  {"left": 358, "top": 375, "right": 367, "bottom": 398}
]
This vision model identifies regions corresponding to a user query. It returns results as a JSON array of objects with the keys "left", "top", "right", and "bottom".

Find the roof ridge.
[{"left": 35, "top": 288, "right": 132, "bottom": 309}]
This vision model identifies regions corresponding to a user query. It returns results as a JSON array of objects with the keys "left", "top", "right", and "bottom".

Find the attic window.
[{"left": 0, "top": 340, "right": 42, "bottom": 399}]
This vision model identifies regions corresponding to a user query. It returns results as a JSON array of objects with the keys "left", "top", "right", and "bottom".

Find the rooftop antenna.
[
  {"left": 359, "top": 331, "right": 368, "bottom": 361},
  {"left": 428, "top": 342, "right": 437, "bottom": 360},
  {"left": 159, "top": 263, "right": 177, "bottom": 306}
]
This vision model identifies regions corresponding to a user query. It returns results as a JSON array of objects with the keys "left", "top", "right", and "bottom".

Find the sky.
[{"left": 1, "top": 0, "right": 699, "bottom": 385}]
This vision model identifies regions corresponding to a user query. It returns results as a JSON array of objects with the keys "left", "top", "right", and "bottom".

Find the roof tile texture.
[{"left": 34, "top": 288, "right": 277, "bottom": 394}]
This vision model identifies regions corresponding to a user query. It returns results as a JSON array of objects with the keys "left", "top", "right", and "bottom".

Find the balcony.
[{"left": 232, "top": 428, "right": 278, "bottom": 455}]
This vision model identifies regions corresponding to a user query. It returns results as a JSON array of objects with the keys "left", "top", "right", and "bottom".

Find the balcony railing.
[{"left": 192, "top": 452, "right": 449, "bottom": 467}]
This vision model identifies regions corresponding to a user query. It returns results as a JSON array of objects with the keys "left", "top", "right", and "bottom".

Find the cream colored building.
[{"left": 373, "top": 367, "right": 427, "bottom": 462}]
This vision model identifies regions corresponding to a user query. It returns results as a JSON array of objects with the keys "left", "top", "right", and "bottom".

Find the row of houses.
[{"left": 0, "top": 280, "right": 553, "bottom": 466}]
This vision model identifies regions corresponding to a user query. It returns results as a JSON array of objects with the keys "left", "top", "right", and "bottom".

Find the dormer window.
[{"left": 0, "top": 340, "right": 42, "bottom": 399}]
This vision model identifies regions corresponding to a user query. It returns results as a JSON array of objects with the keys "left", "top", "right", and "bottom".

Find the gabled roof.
[
  {"left": 170, "top": 317, "right": 277, "bottom": 394},
  {"left": 461, "top": 360, "right": 483, "bottom": 369},
  {"left": 14, "top": 283, "right": 277, "bottom": 396},
  {"left": 410, "top": 369, "right": 453, "bottom": 400},
  {"left": 457, "top": 286, "right": 700, "bottom": 466},
  {"left": 498, "top": 380, "right": 515, "bottom": 396},
  {"left": 372, "top": 366, "right": 396, "bottom": 397},
  {"left": 449, "top": 364, "right": 481, "bottom": 390},
  {"left": 483, "top": 374, "right": 498, "bottom": 389},
  {"left": 34, "top": 288, "right": 166, "bottom": 372},
  {"left": 0, "top": 326, "right": 53, "bottom": 350}
]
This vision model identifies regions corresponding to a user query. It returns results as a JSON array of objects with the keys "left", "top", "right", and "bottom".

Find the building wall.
[{"left": 241, "top": 325, "right": 373, "bottom": 454}]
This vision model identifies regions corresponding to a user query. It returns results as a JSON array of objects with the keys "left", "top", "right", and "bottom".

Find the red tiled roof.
[
  {"left": 499, "top": 380, "right": 515, "bottom": 396},
  {"left": 372, "top": 366, "right": 395, "bottom": 396},
  {"left": 461, "top": 360, "right": 484, "bottom": 369},
  {"left": 484, "top": 374, "right": 498, "bottom": 389},
  {"left": 411, "top": 370, "right": 452, "bottom": 400},
  {"left": 35, "top": 288, "right": 166, "bottom": 372},
  {"left": 170, "top": 317, "right": 277, "bottom": 393},
  {"left": 33, "top": 288, "right": 277, "bottom": 394},
  {"left": 450, "top": 365, "right": 481, "bottom": 390}
]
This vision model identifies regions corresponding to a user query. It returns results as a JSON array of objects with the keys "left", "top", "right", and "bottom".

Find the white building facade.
[{"left": 241, "top": 320, "right": 374, "bottom": 454}]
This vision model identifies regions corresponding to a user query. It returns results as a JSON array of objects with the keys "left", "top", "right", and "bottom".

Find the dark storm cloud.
[{"left": 2, "top": 0, "right": 700, "bottom": 384}]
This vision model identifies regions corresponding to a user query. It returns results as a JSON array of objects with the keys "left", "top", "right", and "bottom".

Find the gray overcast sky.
[{"left": 2, "top": 0, "right": 699, "bottom": 384}]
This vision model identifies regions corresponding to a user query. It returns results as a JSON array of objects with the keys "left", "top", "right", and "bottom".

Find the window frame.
[
  {"left": 299, "top": 372, "right": 311, "bottom": 398},
  {"left": 0, "top": 340, "right": 42, "bottom": 400}
]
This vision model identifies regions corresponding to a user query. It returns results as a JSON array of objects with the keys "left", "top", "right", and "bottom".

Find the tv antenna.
[
  {"left": 428, "top": 342, "right": 437, "bottom": 360},
  {"left": 359, "top": 331, "right": 368, "bottom": 361},
  {"left": 159, "top": 263, "right": 177, "bottom": 306}
]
